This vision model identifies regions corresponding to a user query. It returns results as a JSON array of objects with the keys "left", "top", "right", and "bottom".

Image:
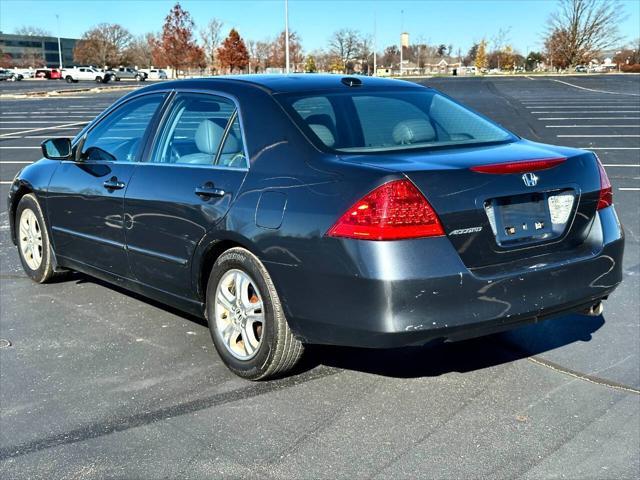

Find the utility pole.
[
  {"left": 373, "top": 11, "right": 377, "bottom": 76},
  {"left": 399, "top": 9, "right": 404, "bottom": 76},
  {"left": 56, "top": 14, "right": 63, "bottom": 69},
  {"left": 284, "top": 0, "right": 290, "bottom": 73}
]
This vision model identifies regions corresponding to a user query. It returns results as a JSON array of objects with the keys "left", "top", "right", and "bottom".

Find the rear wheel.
[
  {"left": 206, "top": 247, "right": 304, "bottom": 380},
  {"left": 134, "top": 74, "right": 142, "bottom": 81},
  {"left": 16, "top": 194, "right": 56, "bottom": 283},
  {"left": 95, "top": 76, "right": 103, "bottom": 83}
]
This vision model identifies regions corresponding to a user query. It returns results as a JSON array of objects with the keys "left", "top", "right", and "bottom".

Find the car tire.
[
  {"left": 206, "top": 247, "right": 304, "bottom": 380},
  {"left": 65, "top": 76, "right": 73, "bottom": 83},
  {"left": 135, "top": 74, "right": 142, "bottom": 82},
  {"left": 95, "top": 76, "right": 103, "bottom": 84},
  {"left": 15, "top": 194, "right": 57, "bottom": 284}
]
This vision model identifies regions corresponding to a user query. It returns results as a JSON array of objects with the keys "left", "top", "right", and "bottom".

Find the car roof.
[{"left": 141, "top": 74, "right": 426, "bottom": 95}]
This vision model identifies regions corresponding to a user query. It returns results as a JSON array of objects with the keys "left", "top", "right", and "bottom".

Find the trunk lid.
[{"left": 339, "top": 140, "right": 602, "bottom": 270}]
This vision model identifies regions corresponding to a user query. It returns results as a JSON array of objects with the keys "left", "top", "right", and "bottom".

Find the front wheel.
[
  {"left": 206, "top": 247, "right": 304, "bottom": 380},
  {"left": 65, "top": 76, "right": 73, "bottom": 83},
  {"left": 15, "top": 194, "right": 56, "bottom": 283}
]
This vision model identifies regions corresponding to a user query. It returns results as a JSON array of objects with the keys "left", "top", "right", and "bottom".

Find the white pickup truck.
[{"left": 62, "top": 66, "right": 109, "bottom": 83}]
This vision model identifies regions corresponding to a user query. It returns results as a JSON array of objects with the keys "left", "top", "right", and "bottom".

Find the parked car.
[
  {"left": 8, "top": 75, "right": 624, "bottom": 380},
  {"left": 0, "top": 69, "right": 23, "bottom": 81},
  {"left": 140, "top": 68, "right": 168, "bottom": 80},
  {"left": 108, "top": 66, "right": 146, "bottom": 81},
  {"left": 575, "top": 65, "right": 588, "bottom": 73},
  {"left": 34, "top": 68, "right": 62, "bottom": 80},
  {"left": 62, "top": 66, "right": 109, "bottom": 83}
]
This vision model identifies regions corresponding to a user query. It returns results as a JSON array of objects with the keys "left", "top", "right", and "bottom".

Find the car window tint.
[
  {"left": 282, "top": 90, "right": 513, "bottom": 153},
  {"left": 352, "top": 96, "right": 429, "bottom": 148},
  {"left": 152, "top": 93, "right": 235, "bottom": 166},
  {"left": 217, "top": 115, "right": 247, "bottom": 169},
  {"left": 81, "top": 94, "right": 165, "bottom": 162},
  {"left": 291, "top": 96, "right": 337, "bottom": 147}
]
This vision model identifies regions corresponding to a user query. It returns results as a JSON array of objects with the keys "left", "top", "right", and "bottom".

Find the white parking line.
[
  {"left": 546, "top": 125, "right": 640, "bottom": 128},
  {"left": 0, "top": 121, "right": 87, "bottom": 138},
  {"left": 602, "top": 164, "right": 640, "bottom": 167},
  {"left": 0, "top": 121, "right": 86, "bottom": 124},
  {"left": 549, "top": 78, "right": 640, "bottom": 97},
  {"left": 587, "top": 147, "right": 640, "bottom": 150},
  {"left": 0, "top": 161, "right": 34, "bottom": 164},
  {"left": 532, "top": 111, "right": 640, "bottom": 114},
  {"left": 619, "top": 187, "right": 640, "bottom": 191},
  {"left": 558, "top": 134, "right": 640, "bottom": 137},
  {"left": 0, "top": 181, "right": 13, "bottom": 185},
  {"left": 527, "top": 106, "right": 639, "bottom": 109},
  {"left": 538, "top": 117, "right": 640, "bottom": 120},
  {"left": 0, "top": 146, "right": 41, "bottom": 149}
]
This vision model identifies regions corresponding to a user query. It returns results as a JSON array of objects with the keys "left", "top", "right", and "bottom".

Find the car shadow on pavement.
[
  {"left": 68, "top": 272, "right": 604, "bottom": 380},
  {"left": 298, "top": 314, "right": 604, "bottom": 379}
]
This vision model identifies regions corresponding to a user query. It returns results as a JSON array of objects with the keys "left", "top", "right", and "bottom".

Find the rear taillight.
[
  {"left": 470, "top": 157, "right": 566, "bottom": 174},
  {"left": 327, "top": 179, "right": 444, "bottom": 240},
  {"left": 596, "top": 157, "right": 613, "bottom": 210}
]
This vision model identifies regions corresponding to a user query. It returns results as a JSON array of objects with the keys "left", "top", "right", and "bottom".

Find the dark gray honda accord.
[{"left": 8, "top": 75, "right": 624, "bottom": 380}]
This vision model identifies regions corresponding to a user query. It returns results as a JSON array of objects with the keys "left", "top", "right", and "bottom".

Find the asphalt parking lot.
[
  {"left": 0, "top": 75, "right": 638, "bottom": 479},
  {"left": 0, "top": 79, "right": 145, "bottom": 95}
]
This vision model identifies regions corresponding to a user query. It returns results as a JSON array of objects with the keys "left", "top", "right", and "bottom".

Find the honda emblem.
[{"left": 522, "top": 172, "right": 539, "bottom": 187}]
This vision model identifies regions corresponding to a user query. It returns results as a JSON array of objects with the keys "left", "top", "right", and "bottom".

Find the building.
[{"left": 0, "top": 33, "right": 78, "bottom": 68}]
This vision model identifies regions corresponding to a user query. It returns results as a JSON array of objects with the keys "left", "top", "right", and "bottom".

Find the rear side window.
[
  {"left": 280, "top": 90, "right": 514, "bottom": 153},
  {"left": 151, "top": 93, "right": 245, "bottom": 167},
  {"left": 81, "top": 93, "right": 165, "bottom": 162}
]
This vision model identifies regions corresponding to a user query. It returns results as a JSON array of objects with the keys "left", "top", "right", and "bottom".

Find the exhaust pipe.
[{"left": 583, "top": 300, "right": 604, "bottom": 316}]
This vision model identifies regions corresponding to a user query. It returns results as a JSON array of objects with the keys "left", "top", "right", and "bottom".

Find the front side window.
[
  {"left": 81, "top": 93, "right": 165, "bottom": 162},
  {"left": 151, "top": 93, "right": 245, "bottom": 167},
  {"left": 280, "top": 89, "right": 515, "bottom": 154}
]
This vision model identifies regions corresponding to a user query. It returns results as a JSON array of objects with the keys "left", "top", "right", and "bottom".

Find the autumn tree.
[
  {"left": 268, "top": 31, "right": 303, "bottom": 71},
  {"left": 464, "top": 43, "right": 479, "bottom": 66},
  {"left": 14, "top": 26, "right": 51, "bottom": 37},
  {"left": 545, "top": 29, "right": 571, "bottom": 69},
  {"left": 152, "top": 3, "right": 203, "bottom": 76},
  {"left": 304, "top": 55, "right": 317, "bottom": 72},
  {"left": 15, "top": 48, "right": 44, "bottom": 68},
  {"left": 248, "top": 40, "right": 271, "bottom": 73},
  {"left": 545, "top": 0, "right": 625, "bottom": 66},
  {"left": 329, "top": 29, "right": 361, "bottom": 73},
  {"left": 217, "top": 29, "right": 249, "bottom": 73},
  {"left": 475, "top": 40, "right": 488, "bottom": 70},
  {"left": 73, "top": 23, "right": 132, "bottom": 67},
  {"left": 501, "top": 45, "right": 516, "bottom": 71},
  {"left": 382, "top": 45, "right": 400, "bottom": 70},
  {"left": 200, "top": 18, "right": 224, "bottom": 73}
]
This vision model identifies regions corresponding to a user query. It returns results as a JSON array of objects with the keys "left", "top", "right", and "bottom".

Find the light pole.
[
  {"left": 284, "top": 0, "right": 290, "bottom": 74},
  {"left": 56, "top": 14, "right": 63, "bottom": 69},
  {"left": 373, "top": 11, "right": 377, "bottom": 76},
  {"left": 399, "top": 9, "right": 404, "bottom": 76}
]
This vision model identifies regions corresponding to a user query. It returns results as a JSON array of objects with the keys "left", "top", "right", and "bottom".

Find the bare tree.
[
  {"left": 546, "top": 0, "right": 625, "bottom": 66},
  {"left": 14, "top": 26, "right": 51, "bottom": 37},
  {"left": 73, "top": 23, "right": 133, "bottom": 67},
  {"left": 200, "top": 18, "right": 224, "bottom": 73},
  {"left": 125, "top": 34, "right": 155, "bottom": 68},
  {"left": 329, "top": 29, "right": 361, "bottom": 72}
]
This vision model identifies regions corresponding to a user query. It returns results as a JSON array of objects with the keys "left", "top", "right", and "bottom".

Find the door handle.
[
  {"left": 103, "top": 176, "right": 125, "bottom": 190},
  {"left": 195, "top": 182, "right": 226, "bottom": 198}
]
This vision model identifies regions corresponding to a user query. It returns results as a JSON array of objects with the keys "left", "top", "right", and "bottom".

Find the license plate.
[{"left": 487, "top": 194, "right": 552, "bottom": 244}]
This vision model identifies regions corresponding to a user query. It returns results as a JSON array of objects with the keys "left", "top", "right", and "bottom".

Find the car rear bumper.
[{"left": 266, "top": 206, "right": 624, "bottom": 348}]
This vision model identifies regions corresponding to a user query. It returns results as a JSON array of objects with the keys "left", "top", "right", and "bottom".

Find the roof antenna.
[{"left": 341, "top": 77, "right": 362, "bottom": 87}]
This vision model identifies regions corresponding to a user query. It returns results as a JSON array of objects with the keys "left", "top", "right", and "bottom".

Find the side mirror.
[{"left": 41, "top": 138, "right": 73, "bottom": 160}]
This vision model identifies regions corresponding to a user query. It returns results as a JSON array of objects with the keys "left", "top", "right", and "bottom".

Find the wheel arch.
[{"left": 9, "top": 183, "right": 35, "bottom": 245}]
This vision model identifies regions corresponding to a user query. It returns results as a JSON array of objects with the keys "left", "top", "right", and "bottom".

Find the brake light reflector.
[
  {"left": 327, "top": 179, "right": 444, "bottom": 240},
  {"left": 596, "top": 158, "right": 613, "bottom": 210},
  {"left": 470, "top": 157, "right": 566, "bottom": 174}
]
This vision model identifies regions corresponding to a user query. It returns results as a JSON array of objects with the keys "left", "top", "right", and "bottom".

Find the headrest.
[
  {"left": 392, "top": 119, "right": 436, "bottom": 145},
  {"left": 195, "top": 119, "right": 225, "bottom": 155}
]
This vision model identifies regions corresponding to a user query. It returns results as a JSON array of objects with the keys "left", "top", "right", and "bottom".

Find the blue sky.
[{"left": 1, "top": 0, "right": 639, "bottom": 55}]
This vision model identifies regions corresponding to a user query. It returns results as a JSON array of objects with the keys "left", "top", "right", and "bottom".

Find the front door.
[
  {"left": 47, "top": 93, "right": 166, "bottom": 277},
  {"left": 124, "top": 92, "right": 248, "bottom": 298}
]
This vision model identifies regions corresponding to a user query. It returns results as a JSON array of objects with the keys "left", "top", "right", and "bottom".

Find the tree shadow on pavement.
[{"left": 297, "top": 314, "right": 604, "bottom": 379}]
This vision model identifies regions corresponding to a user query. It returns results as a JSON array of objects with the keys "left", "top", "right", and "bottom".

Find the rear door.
[
  {"left": 124, "top": 91, "right": 248, "bottom": 298},
  {"left": 47, "top": 93, "right": 166, "bottom": 277}
]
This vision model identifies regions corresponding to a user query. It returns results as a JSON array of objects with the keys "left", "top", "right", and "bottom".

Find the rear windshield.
[{"left": 278, "top": 89, "right": 515, "bottom": 153}]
